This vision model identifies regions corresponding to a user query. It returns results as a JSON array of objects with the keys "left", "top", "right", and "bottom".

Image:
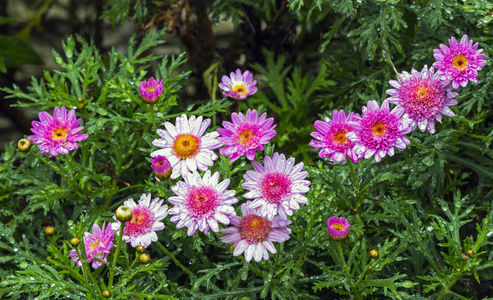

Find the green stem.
[
  {"left": 108, "top": 223, "right": 125, "bottom": 290},
  {"left": 150, "top": 103, "right": 157, "bottom": 134},
  {"left": 156, "top": 241, "right": 193, "bottom": 277},
  {"left": 336, "top": 242, "right": 361, "bottom": 299},
  {"left": 347, "top": 160, "right": 361, "bottom": 208},
  {"left": 76, "top": 242, "right": 102, "bottom": 297}
]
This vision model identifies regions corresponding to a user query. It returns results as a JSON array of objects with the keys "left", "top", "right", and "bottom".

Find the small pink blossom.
[
  {"left": 112, "top": 193, "right": 168, "bottom": 248},
  {"left": 310, "top": 110, "right": 359, "bottom": 163},
  {"left": 242, "top": 153, "right": 310, "bottom": 220},
  {"left": 69, "top": 222, "right": 114, "bottom": 269},
  {"left": 151, "top": 155, "right": 172, "bottom": 180},
  {"left": 139, "top": 77, "right": 164, "bottom": 104},
  {"left": 433, "top": 35, "right": 487, "bottom": 89},
  {"left": 28, "top": 106, "right": 88, "bottom": 156},
  {"left": 218, "top": 69, "right": 258, "bottom": 100},
  {"left": 217, "top": 109, "right": 277, "bottom": 162},
  {"left": 346, "top": 100, "right": 412, "bottom": 162},
  {"left": 327, "top": 216, "right": 350, "bottom": 241},
  {"left": 221, "top": 201, "right": 292, "bottom": 262}
]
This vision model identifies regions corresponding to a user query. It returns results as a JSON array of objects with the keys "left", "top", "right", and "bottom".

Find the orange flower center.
[
  {"left": 238, "top": 130, "right": 253, "bottom": 144},
  {"left": 90, "top": 241, "right": 101, "bottom": 250},
  {"left": 51, "top": 128, "right": 68, "bottom": 141},
  {"left": 331, "top": 223, "right": 346, "bottom": 231},
  {"left": 232, "top": 84, "right": 247, "bottom": 96},
  {"left": 372, "top": 123, "right": 386, "bottom": 135},
  {"left": 173, "top": 134, "right": 200, "bottom": 159},
  {"left": 333, "top": 131, "right": 348, "bottom": 144},
  {"left": 452, "top": 55, "right": 468, "bottom": 70},
  {"left": 147, "top": 87, "right": 156, "bottom": 92}
]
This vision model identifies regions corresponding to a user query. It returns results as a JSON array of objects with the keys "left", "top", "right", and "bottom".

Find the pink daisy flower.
[
  {"left": 220, "top": 201, "right": 292, "bottom": 262},
  {"left": 217, "top": 109, "right": 277, "bottom": 162},
  {"left": 139, "top": 77, "right": 164, "bottom": 104},
  {"left": 168, "top": 170, "right": 238, "bottom": 236},
  {"left": 242, "top": 152, "right": 310, "bottom": 220},
  {"left": 111, "top": 193, "right": 168, "bottom": 248},
  {"left": 69, "top": 222, "right": 114, "bottom": 269},
  {"left": 218, "top": 69, "right": 258, "bottom": 100},
  {"left": 151, "top": 114, "right": 223, "bottom": 179},
  {"left": 346, "top": 100, "right": 412, "bottom": 162},
  {"left": 151, "top": 155, "right": 172, "bottom": 181},
  {"left": 386, "top": 65, "right": 459, "bottom": 133},
  {"left": 28, "top": 106, "right": 88, "bottom": 156},
  {"left": 309, "top": 110, "right": 359, "bottom": 163},
  {"left": 433, "top": 35, "right": 487, "bottom": 89},
  {"left": 327, "top": 216, "right": 350, "bottom": 241}
]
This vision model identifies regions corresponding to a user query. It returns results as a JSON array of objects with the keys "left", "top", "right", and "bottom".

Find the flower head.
[
  {"left": 433, "top": 35, "right": 487, "bottom": 89},
  {"left": 139, "top": 77, "right": 164, "bottom": 104},
  {"left": 168, "top": 170, "right": 238, "bottom": 236},
  {"left": 217, "top": 109, "right": 277, "bottom": 162},
  {"left": 242, "top": 153, "right": 310, "bottom": 220},
  {"left": 386, "top": 66, "right": 459, "bottom": 133},
  {"left": 346, "top": 100, "right": 412, "bottom": 162},
  {"left": 28, "top": 106, "right": 88, "bottom": 156},
  {"left": 327, "top": 217, "right": 350, "bottom": 241},
  {"left": 69, "top": 222, "right": 114, "bottom": 269},
  {"left": 221, "top": 201, "right": 291, "bottom": 262},
  {"left": 112, "top": 193, "right": 168, "bottom": 248},
  {"left": 218, "top": 69, "right": 258, "bottom": 100},
  {"left": 310, "top": 110, "right": 359, "bottom": 163},
  {"left": 151, "top": 114, "right": 223, "bottom": 179},
  {"left": 151, "top": 155, "right": 172, "bottom": 180}
]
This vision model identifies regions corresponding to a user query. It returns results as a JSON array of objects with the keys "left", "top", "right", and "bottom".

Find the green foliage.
[{"left": 1, "top": 0, "right": 493, "bottom": 299}]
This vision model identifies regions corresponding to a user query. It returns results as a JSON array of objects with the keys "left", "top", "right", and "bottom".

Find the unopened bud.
[
  {"left": 139, "top": 253, "right": 151, "bottom": 264},
  {"left": 115, "top": 206, "right": 132, "bottom": 222},
  {"left": 18, "top": 138, "right": 32, "bottom": 152},
  {"left": 466, "top": 250, "right": 474, "bottom": 257},
  {"left": 370, "top": 249, "right": 379, "bottom": 259},
  {"left": 102, "top": 290, "right": 111, "bottom": 298},
  {"left": 462, "top": 255, "right": 468, "bottom": 261},
  {"left": 136, "top": 246, "right": 146, "bottom": 253},
  {"left": 70, "top": 237, "right": 80, "bottom": 247},
  {"left": 44, "top": 226, "right": 55, "bottom": 236}
]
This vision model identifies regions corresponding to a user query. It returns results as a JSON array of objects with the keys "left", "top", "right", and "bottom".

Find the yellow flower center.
[
  {"left": 331, "top": 223, "right": 346, "bottom": 231},
  {"left": 173, "top": 134, "right": 200, "bottom": 159},
  {"left": 238, "top": 130, "right": 253, "bottom": 144},
  {"left": 91, "top": 241, "right": 101, "bottom": 250},
  {"left": 147, "top": 87, "right": 155, "bottom": 92},
  {"left": 452, "top": 55, "right": 468, "bottom": 70},
  {"left": 333, "top": 131, "right": 348, "bottom": 144},
  {"left": 232, "top": 84, "right": 247, "bottom": 96},
  {"left": 51, "top": 128, "right": 68, "bottom": 141},
  {"left": 372, "top": 123, "right": 386, "bottom": 135}
]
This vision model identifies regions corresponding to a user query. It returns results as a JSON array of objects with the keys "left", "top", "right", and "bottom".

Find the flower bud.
[
  {"left": 139, "top": 253, "right": 151, "bottom": 264},
  {"left": 139, "top": 77, "right": 164, "bottom": 104},
  {"left": 44, "top": 226, "right": 55, "bottom": 236},
  {"left": 136, "top": 246, "right": 146, "bottom": 253},
  {"left": 70, "top": 237, "right": 80, "bottom": 247},
  {"left": 17, "top": 138, "right": 32, "bottom": 152},
  {"left": 327, "top": 216, "right": 350, "bottom": 242},
  {"left": 102, "top": 290, "right": 111, "bottom": 298},
  {"left": 369, "top": 249, "right": 379, "bottom": 259},
  {"left": 466, "top": 250, "right": 474, "bottom": 257},
  {"left": 115, "top": 206, "right": 132, "bottom": 222},
  {"left": 462, "top": 254, "right": 468, "bottom": 261},
  {"left": 151, "top": 155, "right": 172, "bottom": 181}
]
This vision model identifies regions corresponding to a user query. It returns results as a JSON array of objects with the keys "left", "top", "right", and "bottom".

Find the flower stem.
[
  {"left": 337, "top": 242, "right": 350, "bottom": 278},
  {"left": 108, "top": 223, "right": 125, "bottom": 291},
  {"left": 76, "top": 242, "right": 102, "bottom": 297},
  {"left": 150, "top": 103, "right": 157, "bottom": 134},
  {"left": 156, "top": 241, "right": 194, "bottom": 277}
]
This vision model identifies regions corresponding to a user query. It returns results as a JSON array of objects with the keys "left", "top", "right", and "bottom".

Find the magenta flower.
[
  {"left": 69, "top": 222, "right": 114, "bottom": 269},
  {"left": 139, "top": 77, "right": 164, "bottom": 104},
  {"left": 327, "top": 217, "right": 350, "bottom": 241},
  {"left": 309, "top": 110, "right": 359, "bottom": 163},
  {"left": 221, "top": 201, "right": 292, "bottom": 262},
  {"left": 433, "top": 35, "right": 487, "bottom": 89},
  {"left": 217, "top": 109, "right": 277, "bottom": 162},
  {"left": 218, "top": 69, "right": 258, "bottom": 100},
  {"left": 151, "top": 114, "right": 223, "bottom": 179},
  {"left": 112, "top": 193, "right": 168, "bottom": 248},
  {"left": 168, "top": 170, "right": 238, "bottom": 236},
  {"left": 151, "top": 155, "right": 172, "bottom": 181},
  {"left": 346, "top": 100, "right": 412, "bottom": 162},
  {"left": 242, "top": 152, "right": 310, "bottom": 220},
  {"left": 28, "top": 106, "right": 88, "bottom": 156},
  {"left": 386, "top": 66, "right": 459, "bottom": 133}
]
